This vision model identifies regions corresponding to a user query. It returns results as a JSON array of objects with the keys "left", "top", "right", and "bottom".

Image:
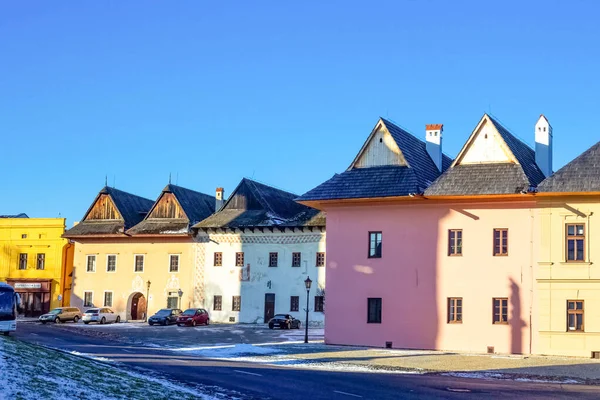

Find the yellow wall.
[
  {"left": 71, "top": 238, "right": 197, "bottom": 321},
  {"left": 0, "top": 218, "right": 72, "bottom": 309},
  {"left": 536, "top": 197, "right": 600, "bottom": 357}
]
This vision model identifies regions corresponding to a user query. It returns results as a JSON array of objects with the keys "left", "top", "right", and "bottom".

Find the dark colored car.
[
  {"left": 176, "top": 308, "right": 209, "bottom": 327},
  {"left": 149, "top": 308, "right": 181, "bottom": 326},
  {"left": 268, "top": 314, "right": 301, "bottom": 330}
]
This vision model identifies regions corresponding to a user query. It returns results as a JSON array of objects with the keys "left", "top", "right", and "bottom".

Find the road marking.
[
  {"left": 333, "top": 390, "right": 362, "bottom": 398},
  {"left": 447, "top": 388, "right": 471, "bottom": 393},
  {"left": 122, "top": 349, "right": 133, "bottom": 353},
  {"left": 233, "top": 369, "right": 263, "bottom": 377},
  {"left": 30, "top": 333, "right": 38, "bottom": 336}
]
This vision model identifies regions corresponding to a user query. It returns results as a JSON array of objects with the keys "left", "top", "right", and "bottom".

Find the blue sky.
[{"left": 1, "top": 1, "right": 599, "bottom": 226}]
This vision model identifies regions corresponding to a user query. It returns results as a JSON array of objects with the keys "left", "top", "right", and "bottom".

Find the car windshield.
[
  {"left": 155, "top": 310, "right": 171, "bottom": 317},
  {"left": 274, "top": 314, "right": 288, "bottom": 319},
  {"left": 48, "top": 309, "right": 62, "bottom": 315},
  {"left": 85, "top": 309, "right": 99, "bottom": 314},
  {"left": 181, "top": 309, "right": 196, "bottom": 316},
  {"left": 0, "top": 291, "right": 15, "bottom": 316}
]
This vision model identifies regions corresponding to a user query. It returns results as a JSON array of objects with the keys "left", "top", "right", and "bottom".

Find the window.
[
  {"left": 448, "top": 230, "right": 462, "bottom": 256},
  {"left": 566, "top": 224, "right": 585, "bottom": 261},
  {"left": 86, "top": 255, "right": 96, "bottom": 272},
  {"left": 448, "top": 298, "right": 462, "bottom": 323},
  {"left": 214, "top": 252, "right": 222, "bottom": 267},
  {"left": 169, "top": 255, "right": 179, "bottom": 273},
  {"left": 104, "top": 292, "right": 113, "bottom": 307},
  {"left": 21, "top": 234, "right": 27, "bottom": 239},
  {"left": 36, "top": 253, "right": 45, "bottom": 270},
  {"left": 493, "top": 298, "right": 508, "bottom": 324},
  {"left": 316, "top": 252, "right": 325, "bottom": 267},
  {"left": 83, "top": 292, "right": 93, "bottom": 307},
  {"left": 314, "top": 296, "right": 324, "bottom": 312},
  {"left": 213, "top": 295, "right": 222, "bottom": 311},
  {"left": 232, "top": 296, "right": 241, "bottom": 311},
  {"left": 567, "top": 300, "right": 584, "bottom": 332},
  {"left": 235, "top": 252, "right": 244, "bottom": 267},
  {"left": 368, "top": 232, "right": 382, "bottom": 258},
  {"left": 367, "top": 298, "right": 382, "bottom": 323},
  {"left": 107, "top": 255, "right": 117, "bottom": 272},
  {"left": 290, "top": 296, "right": 299, "bottom": 312},
  {"left": 134, "top": 254, "right": 144, "bottom": 272},
  {"left": 493, "top": 229, "right": 508, "bottom": 256},
  {"left": 18, "top": 253, "right": 27, "bottom": 270},
  {"left": 269, "top": 252, "right": 278, "bottom": 267},
  {"left": 292, "top": 252, "right": 301, "bottom": 267},
  {"left": 167, "top": 292, "right": 178, "bottom": 309}
]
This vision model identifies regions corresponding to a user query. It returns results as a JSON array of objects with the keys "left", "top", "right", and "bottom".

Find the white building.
[{"left": 194, "top": 179, "right": 326, "bottom": 326}]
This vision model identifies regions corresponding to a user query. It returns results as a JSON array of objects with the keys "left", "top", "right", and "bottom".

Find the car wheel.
[
  {"left": 73, "top": 316, "right": 79, "bottom": 323},
  {"left": 84, "top": 321, "right": 89, "bottom": 325},
  {"left": 269, "top": 324, "right": 274, "bottom": 330},
  {"left": 177, "top": 324, "right": 182, "bottom": 327},
  {"left": 149, "top": 322, "right": 154, "bottom": 326},
  {"left": 296, "top": 322, "right": 301, "bottom": 329},
  {"left": 205, "top": 318, "right": 210, "bottom": 326},
  {"left": 54, "top": 317, "right": 60, "bottom": 324},
  {"left": 41, "top": 321, "right": 47, "bottom": 325},
  {"left": 100, "top": 317, "right": 106, "bottom": 325},
  {"left": 192, "top": 320, "right": 197, "bottom": 327},
  {"left": 116, "top": 316, "right": 121, "bottom": 323}
]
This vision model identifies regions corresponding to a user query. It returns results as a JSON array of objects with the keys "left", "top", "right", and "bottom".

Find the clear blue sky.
[{"left": 2, "top": 1, "right": 599, "bottom": 226}]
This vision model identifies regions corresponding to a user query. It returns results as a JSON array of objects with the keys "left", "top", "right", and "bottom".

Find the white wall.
[{"left": 197, "top": 229, "right": 326, "bottom": 326}]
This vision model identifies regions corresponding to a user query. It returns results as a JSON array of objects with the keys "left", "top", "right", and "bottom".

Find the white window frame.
[
  {"left": 168, "top": 254, "right": 180, "bottom": 273},
  {"left": 106, "top": 254, "right": 118, "bottom": 273},
  {"left": 133, "top": 254, "right": 145, "bottom": 273},
  {"left": 103, "top": 291, "right": 113, "bottom": 307},
  {"left": 83, "top": 291, "right": 94, "bottom": 307},
  {"left": 86, "top": 255, "right": 97, "bottom": 273}
]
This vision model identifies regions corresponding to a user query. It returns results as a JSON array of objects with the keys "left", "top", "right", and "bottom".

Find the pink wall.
[{"left": 324, "top": 200, "right": 535, "bottom": 354}]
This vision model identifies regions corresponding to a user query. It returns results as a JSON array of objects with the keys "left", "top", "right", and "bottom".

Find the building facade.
[
  {"left": 0, "top": 215, "right": 73, "bottom": 316},
  {"left": 298, "top": 115, "right": 549, "bottom": 354},
  {"left": 195, "top": 179, "right": 326, "bottom": 325}
]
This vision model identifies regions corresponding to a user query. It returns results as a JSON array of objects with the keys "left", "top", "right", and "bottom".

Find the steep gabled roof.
[
  {"left": 127, "top": 184, "right": 216, "bottom": 235},
  {"left": 297, "top": 118, "right": 452, "bottom": 203},
  {"left": 538, "top": 141, "right": 600, "bottom": 193},
  {"left": 426, "top": 115, "right": 545, "bottom": 196},
  {"left": 194, "top": 178, "right": 324, "bottom": 228},
  {"left": 63, "top": 187, "right": 154, "bottom": 237}
]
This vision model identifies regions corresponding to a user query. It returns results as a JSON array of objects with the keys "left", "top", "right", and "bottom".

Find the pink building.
[{"left": 298, "top": 114, "right": 551, "bottom": 354}]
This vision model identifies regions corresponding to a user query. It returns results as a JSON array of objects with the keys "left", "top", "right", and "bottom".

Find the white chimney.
[
  {"left": 426, "top": 124, "right": 443, "bottom": 172},
  {"left": 535, "top": 115, "right": 553, "bottom": 177},
  {"left": 215, "top": 187, "right": 225, "bottom": 211}
]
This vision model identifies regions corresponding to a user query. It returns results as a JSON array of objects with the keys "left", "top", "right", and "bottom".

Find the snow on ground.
[
  {"left": 173, "top": 343, "right": 282, "bottom": 357},
  {"left": 0, "top": 337, "right": 240, "bottom": 400},
  {"left": 442, "top": 372, "right": 581, "bottom": 384}
]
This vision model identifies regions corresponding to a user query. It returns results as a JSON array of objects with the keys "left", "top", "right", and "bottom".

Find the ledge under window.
[{"left": 559, "top": 262, "right": 592, "bottom": 266}]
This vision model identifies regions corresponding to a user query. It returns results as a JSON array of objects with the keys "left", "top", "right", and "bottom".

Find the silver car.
[
  {"left": 39, "top": 307, "right": 82, "bottom": 324},
  {"left": 82, "top": 308, "right": 121, "bottom": 324}
]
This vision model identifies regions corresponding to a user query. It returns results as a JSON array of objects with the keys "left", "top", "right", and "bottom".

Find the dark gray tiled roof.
[
  {"left": 195, "top": 178, "right": 324, "bottom": 228},
  {"left": 538, "top": 141, "right": 600, "bottom": 193},
  {"left": 128, "top": 184, "right": 216, "bottom": 235},
  {"left": 64, "top": 187, "right": 154, "bottom": 237},
  {"left": 425, "top": 164, "right": 532, "bottom": 195},
  {"left": 0, "top": 213, "right": 28, "bottom": 218},
  {"left": 297, "top": 118, "right": 451, "bottom": 202}
]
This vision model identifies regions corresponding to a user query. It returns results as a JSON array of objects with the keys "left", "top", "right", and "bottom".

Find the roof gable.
[
  {"left": 84, "top": 193, "right": 122, "bottom": 222},
  {"left": 147, "top": 192, "right": 188, "bottom": 220},
  {"left": 350, "top": 121, "right": 407, "bottom": 169},
  {"left": 453, "top": 116, "right": 515, "bottom": 165},
  {"left": 538, "top": 141, "right": 600, "bottom": 193}
]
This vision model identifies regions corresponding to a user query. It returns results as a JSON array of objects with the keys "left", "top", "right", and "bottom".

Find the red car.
[{"left": 176, "top": 308, "right": 209, "bottom": 327}]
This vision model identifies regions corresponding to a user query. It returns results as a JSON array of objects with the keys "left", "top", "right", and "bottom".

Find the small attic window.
[
  {"left": 543, "top": 127, "right": 546, "bottom": 132},
  {"left": 379, "top": 138, "right": 383, "bottom": 143},
  {"left": 484, "top": 133, "right": 488, "bottom": 139}
]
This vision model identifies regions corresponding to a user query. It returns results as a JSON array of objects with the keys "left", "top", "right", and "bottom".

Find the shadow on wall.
[{"left": 510, "top": 277, "right": 527, "bottom": 354}]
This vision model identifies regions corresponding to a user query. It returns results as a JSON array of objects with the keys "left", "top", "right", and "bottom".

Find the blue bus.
[{"left": 0, "top": 283, "right": 19, "bottom": 335}]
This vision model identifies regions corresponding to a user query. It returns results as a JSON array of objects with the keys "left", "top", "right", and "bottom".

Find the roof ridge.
[
  {"left": 487, "top": 114, "right": 534, "bottom": 152},
  {"left": 381, "top": 117, "right": 454, "bottom": 160},
  {"left": 244, "top": 179, "right": 277, "bottom": 216},
  {"left": 541, "top": 140, "right": 600, "bottom": 182},
  {"left": 242, "top": 177, "right": 299, "bottom": 197}
]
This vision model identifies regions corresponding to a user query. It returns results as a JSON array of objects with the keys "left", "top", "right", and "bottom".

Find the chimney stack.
[
  {"left": 425, "top": 124, "right": 443, "bottom": 172},
  {"left": 215, "top": 187, "right": 225, "bottom": 211},
  {"left": 534, "top": 115, "right": 553, "bottom": 177}
]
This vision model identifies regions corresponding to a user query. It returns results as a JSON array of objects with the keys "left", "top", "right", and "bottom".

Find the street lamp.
[
  {"left": 304, "top": 276, "right": 312, "bottom": 344},
  {"left": 145, "top": 280, "right": 151, "bottom": 322},
  {"left": 178, "top": 289, "right": 183, "bottom": 309}
]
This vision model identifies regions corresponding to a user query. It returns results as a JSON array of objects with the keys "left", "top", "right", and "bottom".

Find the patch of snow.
[
  {"left": 173, "top": 343, "right": 281, "bottom": 357},
  {"left": 443, "top": 372, "right": 580, "bottom": 385}
]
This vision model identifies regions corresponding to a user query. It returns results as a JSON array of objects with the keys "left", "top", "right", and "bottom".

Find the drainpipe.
[{"left": 60, "top": 241, "right": 74, "bottom": 307}]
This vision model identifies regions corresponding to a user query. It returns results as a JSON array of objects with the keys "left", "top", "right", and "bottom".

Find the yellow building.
[
  {"left": 0, "top": 214, "right": 73, "bottom": 317},
  {"left": 64, "top": 185, "right": 216, "bottom": 321},
  {"left": 535, "top": 141, "right": 600, "bottom": 357}
]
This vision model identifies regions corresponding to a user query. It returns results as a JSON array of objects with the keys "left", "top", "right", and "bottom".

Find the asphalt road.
[{"left": 14, "top": 323, "right": 600, "bottom": 400}]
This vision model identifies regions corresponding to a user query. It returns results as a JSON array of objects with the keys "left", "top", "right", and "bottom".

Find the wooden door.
[{"left": 264, "top": 293, "right": 275, "bottom": 323}]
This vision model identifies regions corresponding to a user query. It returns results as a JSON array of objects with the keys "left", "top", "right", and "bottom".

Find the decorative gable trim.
[
  {"left": 452, "top": 114, "right": 517, "bottom": 167},
  {"left": 349, "top": 119, "right": 408, "bottom": 170},
  {"left": 83, "top": 193, "right": 123, "bottom": 221},
  {"left": 147, "top": 191, "right": 189, "bottom": 220}
]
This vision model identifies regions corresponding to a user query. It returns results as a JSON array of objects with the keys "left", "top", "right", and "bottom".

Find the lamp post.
[
  {"left": 178, "top": 289, "right": 183, "bottom": 309},
  {"left": 145, "top": 280, "right": 151, "bottom": 322},
  {"left": 304, "top": 276, "right": 312, "bottom": 344}
]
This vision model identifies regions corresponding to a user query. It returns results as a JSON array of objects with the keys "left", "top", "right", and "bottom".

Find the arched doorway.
[{"left": 127, "top": 292, "right": 146, "bottom": 321}]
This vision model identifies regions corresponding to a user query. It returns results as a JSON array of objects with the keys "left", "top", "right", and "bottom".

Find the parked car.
[
  {"left": 82, "top": 308, "right": 121, "bottom": 324},
  {"left": 268, "top": 314, "right": 301, "bottom": 329},
  {"left": 39, "top": 307, "right": 82, "bottom": 324},
  {"left": 149, "top": 308, "right": 181, "bottom": 326},
  {"left": 176, "top": 308, "right": 209, "bottom": 327}
]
